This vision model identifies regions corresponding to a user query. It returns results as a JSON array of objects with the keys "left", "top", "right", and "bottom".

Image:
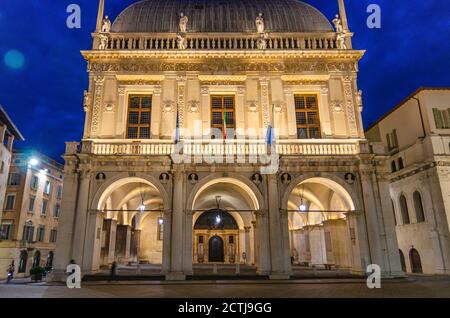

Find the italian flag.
[{"left": 223, "top": 110, "right": 227, "bottom": 139}]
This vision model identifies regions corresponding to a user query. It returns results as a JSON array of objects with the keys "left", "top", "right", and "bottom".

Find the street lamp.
[{"left": 29, "top": 158, "right": 39, "bottom": 166}]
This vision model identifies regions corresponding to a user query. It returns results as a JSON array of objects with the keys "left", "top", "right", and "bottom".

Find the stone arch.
[
  {"left": 186, "top": 172, "right": 265, "bottom": 212},
  {"left": 281, "top": 172, "right": 360, "bottom": 211},
  {"left": 90, "top": 172, "right": 170, "bottom": 212}
]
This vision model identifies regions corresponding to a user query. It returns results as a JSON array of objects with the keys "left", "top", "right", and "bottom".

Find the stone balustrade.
[
  {"left": 100, "top": 32, "right": 339, "bottom": 51},
  {"left": 80, "top": 139, "right": 361, "bottom": 156}
]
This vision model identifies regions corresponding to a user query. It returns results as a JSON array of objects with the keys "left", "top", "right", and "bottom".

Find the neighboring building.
[
  {"left": 53, "top": 0, "right": 404, "bottom": 281},
  {"left": 0, "top": 150, "right": 63, "bottom": 279},
  {"left": 0, "top": 105, "right": 24, "bottom": 222},
  {"left": 366, "top": 87, "right": 450, "bottom": 275}
]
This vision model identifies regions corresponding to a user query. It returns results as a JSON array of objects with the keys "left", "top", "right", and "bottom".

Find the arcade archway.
[
  {"left": 285, "top": 177, "right": 361, "bottom": 274},
  {"left": 95, "top": 177, "right": 167, "bottom": 271},
  {"left": 189, "top": 176, "right": 264, "bottom": 272}
]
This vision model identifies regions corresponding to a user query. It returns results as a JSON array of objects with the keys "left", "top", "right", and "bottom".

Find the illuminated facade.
[
  {"left": 367, "top": 88, "right": 450, "bottom": 275},
  {"left": 0, "top": 150, "right": 63, "bottom": 279},
  {"left": 52, "top": 0, "right": 404, "bottom": 280}
]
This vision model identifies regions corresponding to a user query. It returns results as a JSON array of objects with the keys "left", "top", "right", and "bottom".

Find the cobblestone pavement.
[{"left": 0, "top": 276, "right": 449, "bottom": 298}]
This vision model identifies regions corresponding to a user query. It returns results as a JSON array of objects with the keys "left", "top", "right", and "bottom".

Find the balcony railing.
[
  {"left": 99, "top": 32, "right": 339, "bottom": 51},
  {"left": 77, "top": 139, "right": 362, "bottom": 157}
]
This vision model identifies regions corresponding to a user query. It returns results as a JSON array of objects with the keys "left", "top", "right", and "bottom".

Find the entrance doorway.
[
  {"left": 208, "top": 236, "right": 224, "bottom": 262},
  {"left": 409, "top": 248, "right": 423, "bottom": 273}
]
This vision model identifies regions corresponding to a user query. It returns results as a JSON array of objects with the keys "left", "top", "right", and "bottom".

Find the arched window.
[
  {"left": 18, "top": 250, "right": 28, "bottom": 273},
  {"left": 32, "top": 250, "right": 41, "bottom": 268},
  {"left": 399, "top": 195, "right": 410, "bottom": 224},
  {"left": 413, "top": 191, "right": 426, "bottom": 223},
  {"left": 391, "top": 161, "right": 397, "bottom": 173},
  {"left": 399, "top": 249, "right": 406, "bottom": 272},
  {"left": 398, "top": 158, "right": 404, "bottom": 170},
  {"left": 391, "top": 199, "right": 397, "bottom": 226},
  {"left": 46, "top": 251, "right": 54, "bottom": 270},
  {"left": 409, "top": 249, "right": 423, "bottom": 273}
]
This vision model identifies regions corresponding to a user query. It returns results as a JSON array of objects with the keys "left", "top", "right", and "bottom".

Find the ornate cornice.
[
  {"left": 82, "top": 50, "right": 365, "bottom": 61},
  {"left": 87, "top": 59, "right": 359, "bottom": 75}
]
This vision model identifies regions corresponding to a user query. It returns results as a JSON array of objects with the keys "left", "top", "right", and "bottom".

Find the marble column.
[
  {"left": 107, "top": 219, "right": 117, "bottom": 264},
  {"left": 252, "top": 220, "right": 259, "bottom": 266},
  {"left": 267, "top": 175, "right": 290, "bottom": 279},
  {"left": 71, "top": 171, "right": 91, "bottom": 269},
  {"left": 124, "top": 225, "right": 132, "bottom": 262},
  {"left": 151, "top": 85, "right": 162, "bottom": 138},
  {"left": 183, "top": 209, "right": 193, "bottom": 275},
  {"left": 132, "top": 229, "right": 141, "bottom": 263},
  {"left": 284, "top": 87, "right": 297, "bottom": 139},
  {"left": 161, "top": 209, "right": 172, "bottom": 274},
  {"left": 244, "top": 226, "right": 251, "bottom": 265},
  {"left": 50, "top": 163, "right": 79, "bottom": 281},
  {"left": 166, "top": 169, "right": 186, "bottom": 280},
  {"left": 256, "top": 212, "right": 270, "bottom": 275},
  {"left": 83, "top": 211, "right": 104, "bottom": 271},
  {"left": 200, "top": 86, "right": 210, "bottom": 138}
]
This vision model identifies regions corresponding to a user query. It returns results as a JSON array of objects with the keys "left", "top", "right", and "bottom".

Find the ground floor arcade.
[{"left": 52, "top": 167, "right": 404, "bottom": 281}]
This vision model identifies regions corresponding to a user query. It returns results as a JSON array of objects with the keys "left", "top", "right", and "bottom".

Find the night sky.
[{"left": 0, "top": 0, "right": 449, "bottom": 161}]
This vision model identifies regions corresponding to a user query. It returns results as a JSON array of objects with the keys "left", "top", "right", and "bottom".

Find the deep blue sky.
[{"left": 0, "top": 0, "right": 449, "bottom": 160}]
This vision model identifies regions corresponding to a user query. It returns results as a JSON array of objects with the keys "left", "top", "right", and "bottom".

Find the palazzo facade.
[{"left": 53, "top": 0, "right": 404, "bottom": 280}]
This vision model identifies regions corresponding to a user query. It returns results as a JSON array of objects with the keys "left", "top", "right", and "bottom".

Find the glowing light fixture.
[
  {"left": 298, "top": 185, "right": 307, "bottom": 212},
  {"left": 139, "top": 203, "right": 146, "bottom": 212},
  {"left": 29, "top": 158, "right": 39, "bottom": 166},
  {"left": 299, "top": 202, "right": 307, "bottom": 212},
  {"left": 215, "top": 215, "right": 222, "bottom": 224},
  {"left": 158, "top": 218, "right": 164, "bottom": 225}
]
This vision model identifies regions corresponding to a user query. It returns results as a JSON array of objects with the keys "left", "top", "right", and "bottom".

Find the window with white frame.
[
  {"left": 53, "top": 203, "right": 60, "bottom": 218},
  {"left": 44, "top": 181, "right": 51, "bottom": 195},
  {"left": 433, "top": 108, "right": 450, "bottom": 129},
  {"left": 41, "top": 199, "right": 48, "bottom": 216},
  {"left": 30, "top": 175, "right": 39, "bottom": 191},
  {"left": 8, "top": 173, "right": 21, "bottom": 186},
  {"left": 56, "top": 185, "right": 63, "bottom": 199},
  {"left": 50, "top": 229, "right": 57, "bottom": 243},
  {"left": 0, "top": 222, "right": 14, "bottom": 240},
  {"left": 28, "top": 196, "right": 36, "bottom": 213},
  {"left": 22, "top": 224, "right": 34, "bottom": 242},
  {"left": 36, "top": 226, "right": 45, "bottom": 242}
]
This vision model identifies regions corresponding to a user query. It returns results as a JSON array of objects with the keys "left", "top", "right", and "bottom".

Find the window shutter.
[
  {"left": 433, "top": 108, "right": 443, "bottom": 129},
  {"left": 442, "top": 109, "right": 450, "bottom": 128},
  {"left": 392, "top": 129, "right": 399, "bottom": 148}
]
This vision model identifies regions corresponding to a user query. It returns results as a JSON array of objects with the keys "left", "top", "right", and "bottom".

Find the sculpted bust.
[
  {"left": 255, "top": 13, "right": 264, "bottom": 34},
  {"left": 179, "top": 12, "right": 188, "bottom": 33}
]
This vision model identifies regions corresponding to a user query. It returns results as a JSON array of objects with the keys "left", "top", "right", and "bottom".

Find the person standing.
[
  {"left": 6, "top": 261, "right": 15, "bottom": 284},
  {"left": 109, "top": 261, "right": 117, "bottom": 282}
]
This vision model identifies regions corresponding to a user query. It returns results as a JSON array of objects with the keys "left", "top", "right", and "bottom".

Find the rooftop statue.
[
  {"left": 98, "top": 34, "right": 109, "bottom": 50},
  {"left": 255, "top": 13, "right": 265, "bottom": 34},
  {"left": 101, "top": 16, "right": 111, "bottom": 33},
  {"left": 332, "top": 14, "right": 343, "bottom": 33},
  {"left": 177, "top": 34, "right": 187, "bottom": 50},
  {"left": 336, "top": 32, "right": 347, "bottom": 49},
  {"left": 179, "top": 12, "right": 189, "bottom": 33}
]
